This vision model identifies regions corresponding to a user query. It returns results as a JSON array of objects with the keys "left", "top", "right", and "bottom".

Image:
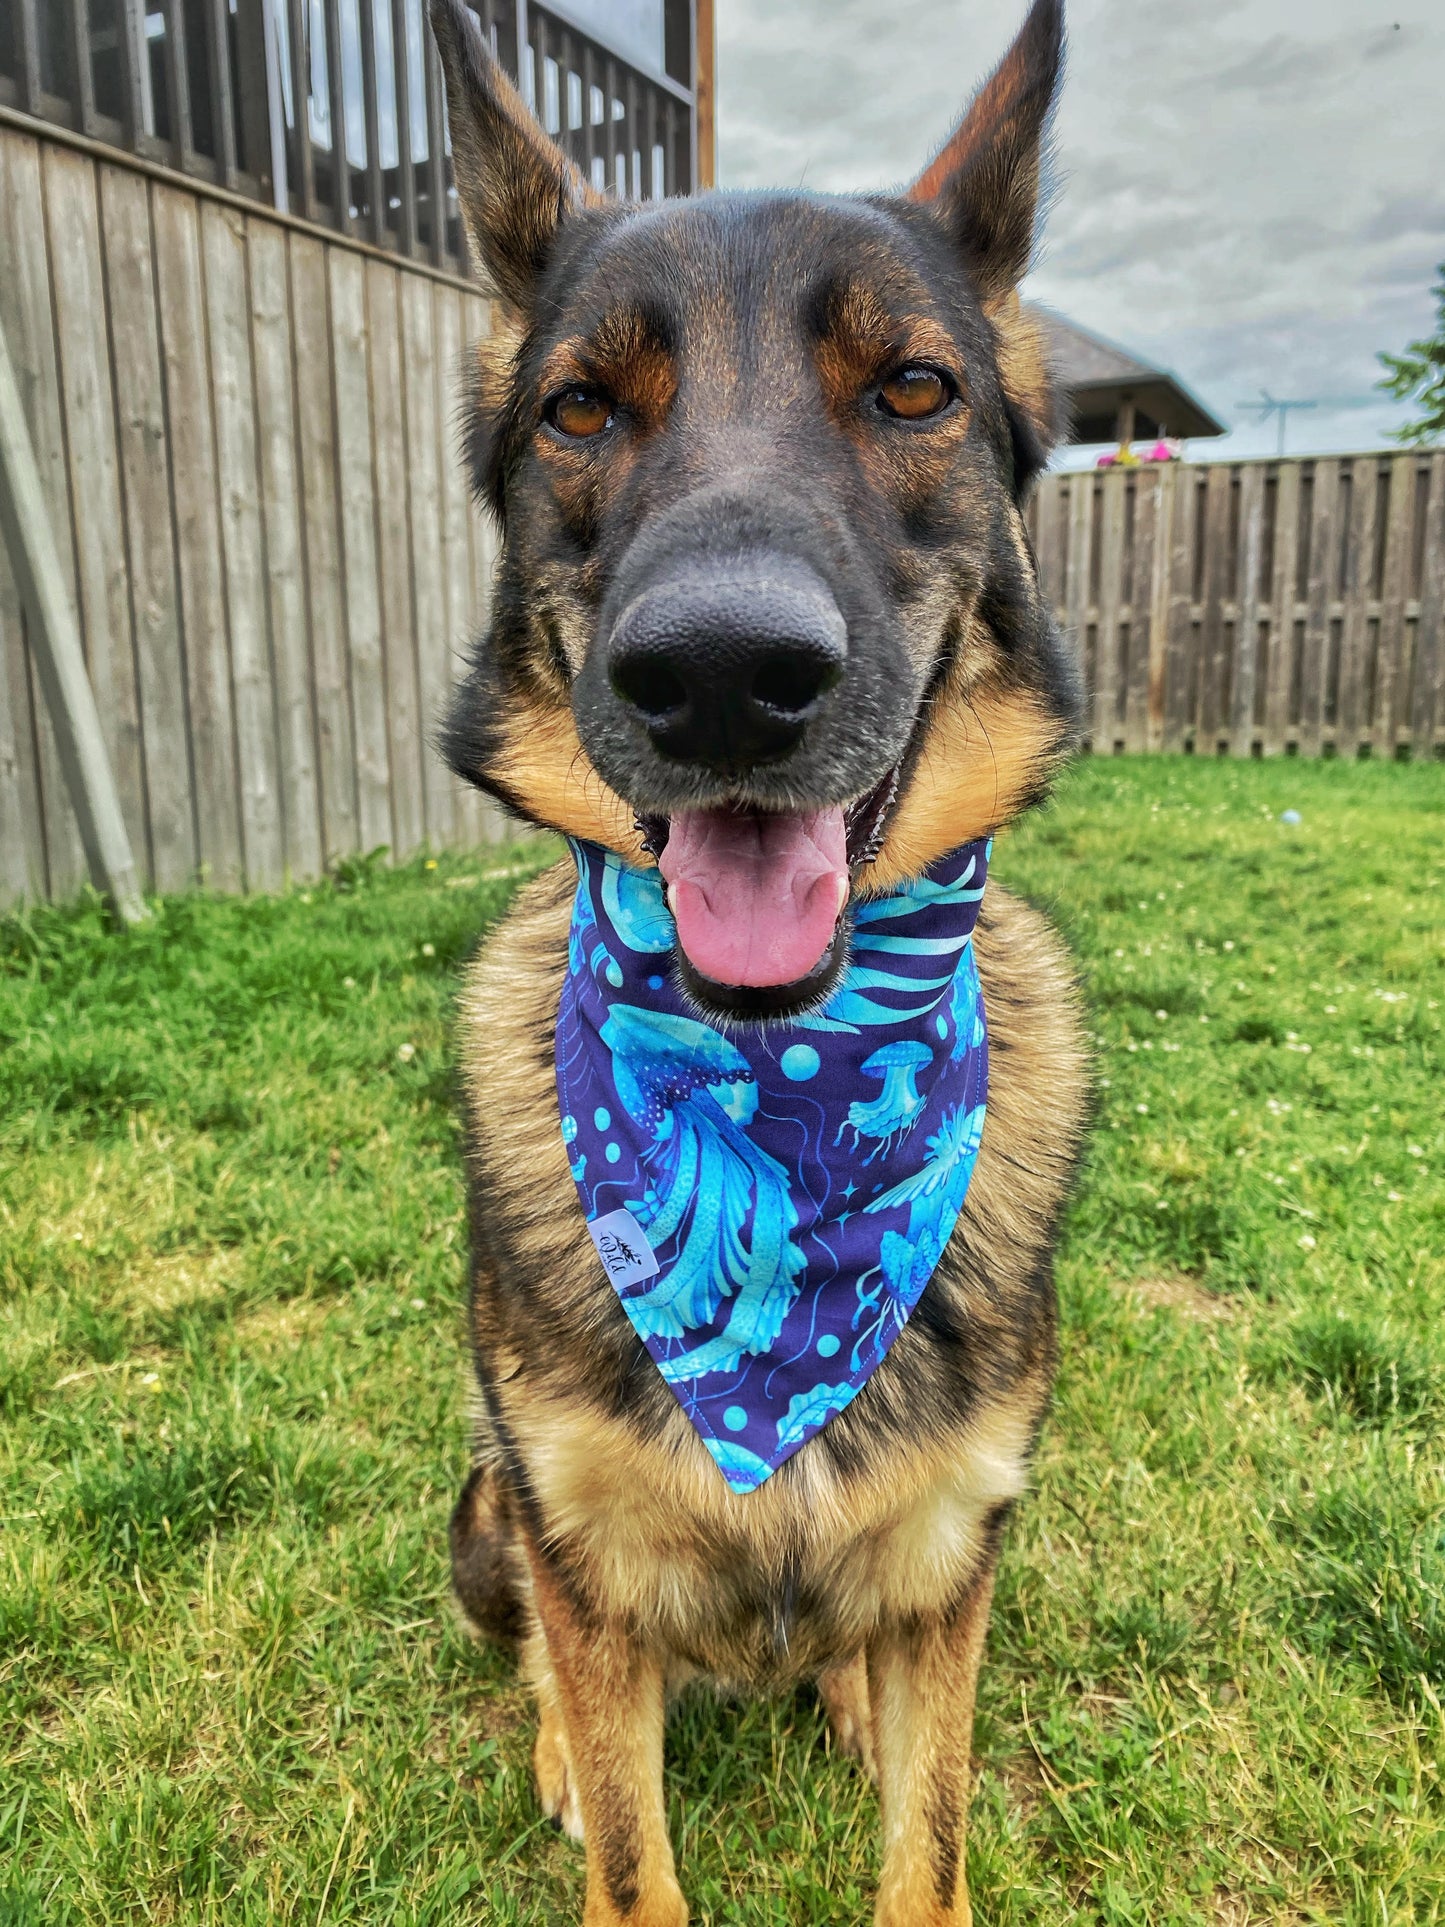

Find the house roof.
[{"left": 1027, "top": 306, "right": 1227, "bottom": 442}]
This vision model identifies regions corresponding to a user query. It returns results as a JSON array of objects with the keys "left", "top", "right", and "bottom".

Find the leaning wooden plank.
[
  {"left": 1229, "top": 463, "right": 1266, "bottom": 757},
  {"left": 248, "top": 219, "right": 324, "bottom": 881},
  {"left": 99, "top": 164, "right": 196, "bottom": 893},
  {"left": 152, "top": 181, "right": 245, "bottom": 891},
  {"left": 365, "top": 256, "right": 426, "bottom": 861},
  {"left": 398, "top": 269, "right": 455, "bottom": 849},
  {"left": 0, "top": 310, "right": 147, "bottom": 921},
  {"left": 201, "top": 200, "right": 286, "bottom": 890},
  {"left": 290, "top": 230, "right": 359, "bottom": 861},
  {"left": 1372, "top": 452, "right": 1415, "bottom": 760},
  {"left": 1297, "top": 458, "right": 1340, "bottom": 758},
  {"left": 328, "top": 246, "right": 395, "bottom": 855},
  {"left": 1261, "top": 461, "right": 1300, "bottom": 754},
  {"left": 43, "top": 145, "right": 150, "bottom": 881},
  {"left": 1410, "top": 452, "right": 1444, "bottom": 758},
  {"left": 0, "top": 125, "right": 87, "bottom": 895}
]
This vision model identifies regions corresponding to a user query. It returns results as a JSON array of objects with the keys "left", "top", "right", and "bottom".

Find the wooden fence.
[
  {"left": 0, "top": 114, "right": 512, "bottom": 911},
  {"left": 1027, "top": 452, "right": 1445, "bottom": 760}
]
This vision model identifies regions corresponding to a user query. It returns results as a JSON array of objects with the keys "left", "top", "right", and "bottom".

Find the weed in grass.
[
  {"left": 1279, "top": 1451, "right": 1445, "bottom": 1704},
  {"left": 1256, "top": 1311, "right": 1440, "bottom": 1425}
]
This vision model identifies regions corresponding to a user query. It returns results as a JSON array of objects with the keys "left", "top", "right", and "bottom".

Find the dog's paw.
[
  {"left": 534, "top": 1708, "right": 585, "bottom": 1842},
  {"left": 582, "top": 1880, "right": 689, "bottom": 1927},
  {"left": 817, "top": 1656, "right": 877, "bottom": 1783}
]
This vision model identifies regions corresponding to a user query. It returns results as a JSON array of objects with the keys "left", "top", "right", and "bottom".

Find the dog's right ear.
[{"left": 429, "top": 0, "right": 596, "bottom": 311}]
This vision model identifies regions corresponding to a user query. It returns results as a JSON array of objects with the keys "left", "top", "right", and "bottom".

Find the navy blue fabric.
[{"left": 556, "top": 837, "right": 991, "bottom": 1494}]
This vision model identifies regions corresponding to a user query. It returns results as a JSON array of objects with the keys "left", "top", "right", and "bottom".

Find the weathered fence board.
[
  {"left": 1, "top": 126, "right": 88, "bottom": 899},
  {"left": 1030, "top": 452, "right": 1444, "bottom": 761},
  {"left": 248, "top": 218, "right": 324, "bottom": 884},
  {"left": 101, "top": 163, "right": 195, "bottom": 893}
]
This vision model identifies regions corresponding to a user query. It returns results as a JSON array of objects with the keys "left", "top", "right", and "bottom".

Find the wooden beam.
[
  {"left": 0, "top": 310, "right": 148, "bottom": 922},
  {"left": 694, "top": 0, "right": 715, "bottom": 189}
]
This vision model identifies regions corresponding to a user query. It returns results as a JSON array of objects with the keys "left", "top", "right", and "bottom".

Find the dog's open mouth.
[{"left": 636, "top": 767, "right": 899, "bottom": 1006}]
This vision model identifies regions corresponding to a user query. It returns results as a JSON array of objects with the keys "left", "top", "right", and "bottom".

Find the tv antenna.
[{"left": 1234, "top": 390, "right": 1319, "bottom": 456}]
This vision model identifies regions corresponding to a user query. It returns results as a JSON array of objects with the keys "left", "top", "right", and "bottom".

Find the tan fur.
[
  {"left": 869, "top": 1553, "right": 999, "bottom": 1926},
  {"left": 818, "top": 1653, "right": 877, "bottom": 1779},
  {"left": 868, "top": 669, "right": 1069, "bottom": 888},
  {"left": 460, "top": 705, "right": 651, "bottom": 858}
]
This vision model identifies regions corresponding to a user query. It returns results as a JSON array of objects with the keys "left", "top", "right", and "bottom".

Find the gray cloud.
[{"left": 715, "top": 0, "right": 1445, "bottom": 461}]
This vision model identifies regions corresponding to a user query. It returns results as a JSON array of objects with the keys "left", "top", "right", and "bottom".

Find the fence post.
[{"left": 0, "top": 311, "right": 148, "bottom": 924}]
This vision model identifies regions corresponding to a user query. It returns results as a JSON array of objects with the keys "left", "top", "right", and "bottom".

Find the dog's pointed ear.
[
  {"left": 429, "top": 0, "right": 596, "bottom": 311},
  {"left": 907, "top": 0, "right": 1063, "bottom": 310}
]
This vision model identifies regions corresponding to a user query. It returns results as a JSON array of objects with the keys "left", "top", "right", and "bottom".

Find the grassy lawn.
[{"left": 2, "top": 755, "right": 1442, "bottom": 1926}]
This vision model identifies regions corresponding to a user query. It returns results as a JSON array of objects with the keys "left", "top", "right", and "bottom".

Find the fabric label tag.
[{"left": 586, "top": 1208, "right": 660, "bottom": 1289}]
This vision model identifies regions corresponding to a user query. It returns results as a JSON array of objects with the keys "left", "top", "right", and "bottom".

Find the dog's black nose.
[{"left": 607, "top": 554, "right": 847, "bottom": 771}]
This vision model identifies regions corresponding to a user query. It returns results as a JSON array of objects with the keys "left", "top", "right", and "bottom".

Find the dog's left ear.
[
  {"left": 429, "top": 0, "right": 597, "bottom": 312},
  {"left": 908, "top": 0, "right": 1064, "bottom": 477},
  {"left": 908, "top": 0, "right": 1063, "bottom": 304}
]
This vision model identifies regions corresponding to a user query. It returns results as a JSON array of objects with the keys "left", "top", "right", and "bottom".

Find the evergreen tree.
[{"left": 1378, "top": 263, "right": 1445, "bottom": 445}]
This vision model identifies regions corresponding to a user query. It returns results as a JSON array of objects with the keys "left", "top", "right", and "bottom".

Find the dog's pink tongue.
[{"left": 659, "top": 807, "right": 848, "bottom": 988}]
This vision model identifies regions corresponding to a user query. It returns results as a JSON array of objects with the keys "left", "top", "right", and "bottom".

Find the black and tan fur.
[{"left": 429, "top": 2, "right": 1088, "bottom": 1919}]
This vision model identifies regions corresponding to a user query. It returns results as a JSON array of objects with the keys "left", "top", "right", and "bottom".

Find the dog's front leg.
[
  {"left": 524, "top": 1540, "right": 688, "bottom": 1927},
  {"left": 867, "top": 1551, "right": 999, "bottom": 1927}
]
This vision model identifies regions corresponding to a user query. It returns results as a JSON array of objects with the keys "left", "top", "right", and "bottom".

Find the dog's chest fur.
[{"left": 457, "top": 860, "right": 1087, "bottom": 1681}]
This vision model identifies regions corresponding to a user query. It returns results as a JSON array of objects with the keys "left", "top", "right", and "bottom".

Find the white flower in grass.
[
  {"left": 1298, "top": 1234, "right": 1316, "bottom": 1250},
  {"left": 1136, "top": 1103, "right": 1149, "bottom": 1115},
  {"left": 397, "top": 1042, "right": 416, "bottom": 1062},
  {"left": 1388, "top": 1191, "right": 1403, "bottom": 1203},
  {"left": 410, "top": 1297, "right": 426, "bottom": 1309},
  {"left": 1223, "top": 940, "right": 1235, "bottom": 951},
  {"left": 1408, "top": 1146, "right": 1424, "bottom": 1158},
  {"left": 421, "top": 942, "right": 435, "bottom": 958}
]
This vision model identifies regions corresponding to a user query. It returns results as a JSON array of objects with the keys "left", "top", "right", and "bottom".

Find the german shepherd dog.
[{"left": 430, "top": 0, "right": 1087, "bottom": 1918}]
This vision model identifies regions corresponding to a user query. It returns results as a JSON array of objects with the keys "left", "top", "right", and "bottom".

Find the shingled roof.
[{"left": 1027, "top": 306, "right": 1226, "bottom": 444}]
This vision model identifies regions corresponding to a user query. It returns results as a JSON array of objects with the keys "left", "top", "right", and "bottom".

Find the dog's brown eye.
[
  {"left": 877, "top": 367, "right": 952, "bottom": 421},
  {"left": 548, "top": 386, "right": 614, "bottom": 439}
]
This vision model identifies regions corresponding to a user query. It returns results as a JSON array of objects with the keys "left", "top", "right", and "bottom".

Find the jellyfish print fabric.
[{"left": 555, "top": 836, "right": 990, "bottom": 1495}]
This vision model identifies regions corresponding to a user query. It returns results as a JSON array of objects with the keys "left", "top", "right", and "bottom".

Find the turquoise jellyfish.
[{"left": 839, "top": 1038, "right": 934, "bottom": 1159}]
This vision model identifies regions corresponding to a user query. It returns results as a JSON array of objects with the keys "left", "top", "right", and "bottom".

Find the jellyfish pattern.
[{"left": 556, "top": 836, "right": 990, "bottom": 1494}]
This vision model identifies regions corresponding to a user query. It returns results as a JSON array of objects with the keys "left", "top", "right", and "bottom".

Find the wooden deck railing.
[
  {"left": 1027, "top": 453, "right": 1445, "bottom": 760},
  {"left": 0, "top": 0, "right": 701, "bottom": 274}
]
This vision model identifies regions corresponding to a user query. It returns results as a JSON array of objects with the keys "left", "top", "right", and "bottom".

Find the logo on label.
[{"left": 586, "top": 1208, "right": 660, "bottom": 1288}]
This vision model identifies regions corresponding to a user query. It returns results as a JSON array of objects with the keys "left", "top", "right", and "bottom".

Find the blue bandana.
[{"left": 556, "top": 837, "right": 990, "bottom": 1494}]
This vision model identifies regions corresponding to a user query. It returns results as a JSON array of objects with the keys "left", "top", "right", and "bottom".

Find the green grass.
[{"left": 2, "top": 757, "right": 1442, "bottom": 1925}]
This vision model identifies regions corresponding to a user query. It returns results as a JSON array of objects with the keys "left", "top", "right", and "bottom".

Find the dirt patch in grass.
[{"left": 1124, "top": 1274, "right": 1236, "bottom": 1320}]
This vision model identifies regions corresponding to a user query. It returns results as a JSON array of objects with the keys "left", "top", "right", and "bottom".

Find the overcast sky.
[{"left": 714, "top": 0, "right": 1445, "bottom": 463}]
